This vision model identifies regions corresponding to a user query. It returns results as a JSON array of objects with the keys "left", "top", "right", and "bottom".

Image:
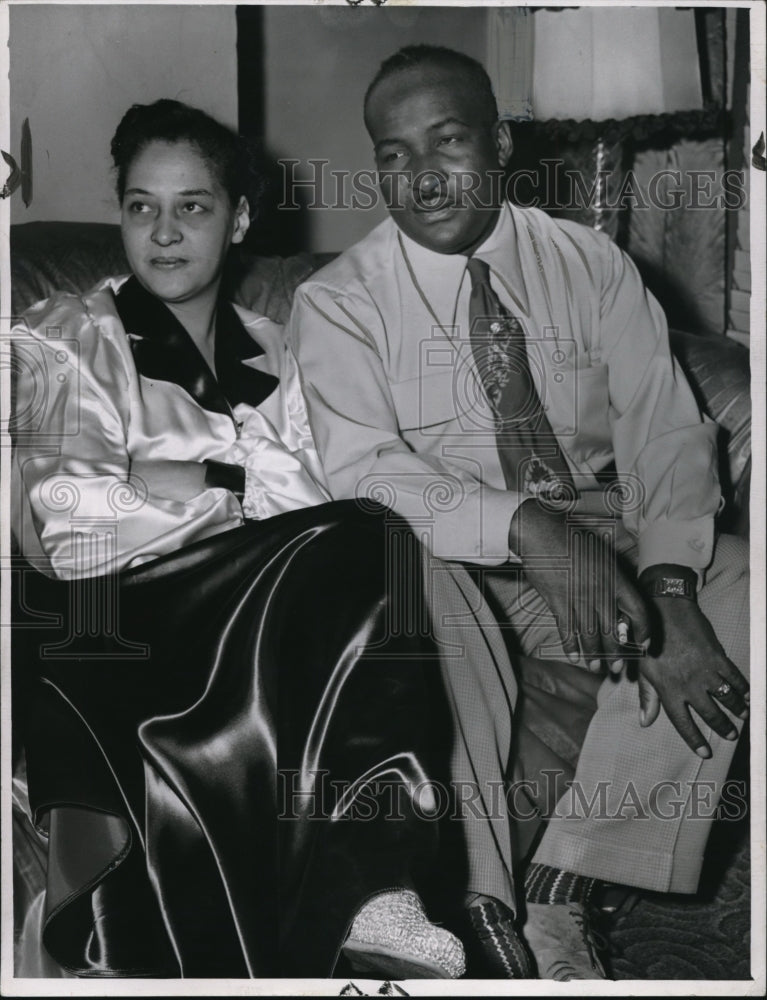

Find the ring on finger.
[
  {"left": 615, "top": 615, "right": 630, "bottom": 645},
  {"left": 712, "top": 681, "right": 732, "bottom": 699}
]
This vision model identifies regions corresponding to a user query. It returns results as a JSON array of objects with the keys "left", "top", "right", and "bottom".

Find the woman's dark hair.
[{"left": 111, "top": 99, "right": 264, "bottom": 210}]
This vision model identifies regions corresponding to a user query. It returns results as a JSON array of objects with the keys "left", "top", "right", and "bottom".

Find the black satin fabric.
[
  {"left": 15, "top": 501, "right": 453, "bottom": 978},
  {"left": 116, "top": 274, "right": 280, "bottom": 416}
]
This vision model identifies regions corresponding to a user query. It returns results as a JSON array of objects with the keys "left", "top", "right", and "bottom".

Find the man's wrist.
[
  {"left": 638, "top": 563, "right": 698, "bottom": 601},
  {"left": 508, "top": 496, "right": 536, "bottom": 553}
]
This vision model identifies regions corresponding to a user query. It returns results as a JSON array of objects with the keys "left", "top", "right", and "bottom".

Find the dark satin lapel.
[
  {"left": 215, "top": 300, "right": 280, "bottom": 409},
  {"left": 115, "top": 276, "right": 279, "bottom": 415}
]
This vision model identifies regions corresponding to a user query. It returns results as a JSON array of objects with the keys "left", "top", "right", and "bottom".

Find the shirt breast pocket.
[
  {"left": 549, "top": 362, "right": 611, "bottom": 458},
  {"left": 390, "top": 368, "right": 494, "bottom": 435}
]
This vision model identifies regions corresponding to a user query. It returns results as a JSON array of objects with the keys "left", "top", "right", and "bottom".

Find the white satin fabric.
[{"left": 12, "top": 275, "right": 329, "bottom": 580}]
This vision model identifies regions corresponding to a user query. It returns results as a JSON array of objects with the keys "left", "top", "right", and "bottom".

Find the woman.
[
  {"left": 12, "top": 100, "right": 474, "bottom": 980},
  {"left": 14, "top": 97, "right": 540, "bottom": 982}
]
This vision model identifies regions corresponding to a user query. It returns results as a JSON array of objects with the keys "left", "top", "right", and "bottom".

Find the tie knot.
[{"left": 466, "top": 257, "right": 491, "bottom": 290}]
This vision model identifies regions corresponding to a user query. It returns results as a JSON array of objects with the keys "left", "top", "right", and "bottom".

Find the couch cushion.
[
  {"left": 11, "top": 223, "right": 129, "bottom": 315},
  {"left": 230, "top": 251, "right": 335, "bottom": 325}
]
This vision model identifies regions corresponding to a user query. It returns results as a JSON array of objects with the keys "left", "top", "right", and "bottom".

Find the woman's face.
[{"left": 120, "top": 139, "right": 249, "bottom": 309}]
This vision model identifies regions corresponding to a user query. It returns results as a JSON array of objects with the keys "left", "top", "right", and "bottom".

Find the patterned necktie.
[{"left": 466, "top": 257, "right": 575, "bottom": 498}]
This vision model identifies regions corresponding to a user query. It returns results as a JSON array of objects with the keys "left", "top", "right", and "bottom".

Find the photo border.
[{"left": 1, "top": 2, "right": 764, "bottom": 996}]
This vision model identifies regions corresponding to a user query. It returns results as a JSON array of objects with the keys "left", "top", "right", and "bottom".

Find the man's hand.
[
  {"left": 509, "top": 498, "right": 651, "bottom": 672},
  {"left": 637, "top": 597, "right": 749, "bottom": 757}
]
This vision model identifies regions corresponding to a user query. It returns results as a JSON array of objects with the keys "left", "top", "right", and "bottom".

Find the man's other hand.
[{"left": 637, "top": 598, "right": 749, "bottom": 758}]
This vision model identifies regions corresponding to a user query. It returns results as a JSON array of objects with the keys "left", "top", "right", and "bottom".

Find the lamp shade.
[{"left": 531, "top": 7, "right": 703, "bottom": 121}]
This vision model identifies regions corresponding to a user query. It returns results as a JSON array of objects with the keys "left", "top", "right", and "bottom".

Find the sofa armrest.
[{"left": 669, "top": 328, "right": 750, "bottom": 535}]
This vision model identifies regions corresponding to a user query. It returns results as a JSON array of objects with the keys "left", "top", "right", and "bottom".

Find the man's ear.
[
  {"left": 493, "top": 121, "right": 514, "bottom": 168},
  {"left": 231, "top": 196, "right": 250, "bottom": 245}
]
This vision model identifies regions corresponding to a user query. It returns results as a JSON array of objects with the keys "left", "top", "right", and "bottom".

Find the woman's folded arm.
[{"left": 12, "top": 322, "right": 243, "bottom": 580}]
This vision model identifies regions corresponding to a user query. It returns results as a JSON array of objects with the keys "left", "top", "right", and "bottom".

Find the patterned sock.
[{"left": 524, "top": 863, "right": 599, "bottom": 905}]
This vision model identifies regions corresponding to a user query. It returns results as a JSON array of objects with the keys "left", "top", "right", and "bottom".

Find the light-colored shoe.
[
  {"left": 342, "top": 889, "right": 466, "bottom": 979},
  {"left": 522, "top": 901, "right": 608, "bottom": 980}
]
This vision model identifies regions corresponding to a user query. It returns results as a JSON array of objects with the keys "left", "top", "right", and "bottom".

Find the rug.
[{"left": 608, "top": 762, "right": 751, "bottom": 981}]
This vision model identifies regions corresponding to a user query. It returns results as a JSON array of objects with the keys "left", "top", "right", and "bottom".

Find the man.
[{"left": 288, "top": 45, "right": 750, "bottom": 979}]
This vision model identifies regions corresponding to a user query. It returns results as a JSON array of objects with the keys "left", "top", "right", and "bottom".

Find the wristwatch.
[
  {"left": 638, "top": 565, "right": 697, "bottom": 600},
  {"left": 644, "top": 576, "right": 696, "bottom": 599}
]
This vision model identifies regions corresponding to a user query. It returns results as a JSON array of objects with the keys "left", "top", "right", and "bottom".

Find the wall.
[
  {"left": 262, "top": 4, "right": 490, "bottom": 253},
  {"left": 9, "top": 4, "right": 238, "bottom": 224}
]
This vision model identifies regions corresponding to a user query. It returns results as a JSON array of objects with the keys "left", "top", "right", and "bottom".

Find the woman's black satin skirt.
[{"left": 14, "top": 501, "right": 453, "bottom": 978}]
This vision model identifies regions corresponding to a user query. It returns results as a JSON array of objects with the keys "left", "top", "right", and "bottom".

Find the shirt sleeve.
[
  {"left": 288, "top": 282, "right": 521, "bottom": 565},
  {"left": 598, "top": 237, "right": 721, "bottom": 577},
  {"left": 12, "top": 301, "right": 244, "bottom": 580},
  {"left": 226, "top": 344, "right": 331, "bottom": 520}
]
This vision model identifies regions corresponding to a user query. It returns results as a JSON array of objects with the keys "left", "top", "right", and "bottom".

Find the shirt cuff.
[
  {"left": 480, "top": 487, "right": 526, "bottom": 564},
  {"left": 637, "top": 518, "right": 715, "bottom": 588}
]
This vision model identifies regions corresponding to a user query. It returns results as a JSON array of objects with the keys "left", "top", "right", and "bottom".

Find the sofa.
[
  {"left": 9, "top": 221, "right": 751, "bottom": 532},
  {"left": 8, "top": 221, "right": 752, "bottom": 980}
]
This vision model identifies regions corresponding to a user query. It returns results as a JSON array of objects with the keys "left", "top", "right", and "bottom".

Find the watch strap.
[{"left": 204, "top": 460, "right": 245, "bottom": 504}]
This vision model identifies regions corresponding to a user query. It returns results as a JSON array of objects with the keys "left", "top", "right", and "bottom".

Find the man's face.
[{"left": 366, "top": 67, "right": 512, "bottom": 256}]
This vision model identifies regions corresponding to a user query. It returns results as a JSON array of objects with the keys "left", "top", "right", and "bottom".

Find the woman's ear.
[
  {"left": 231, "top": 196, "right": 250, "bottom": 245},
  {"left": 493, "top": 121, "right": 514, "bottom": 168}
]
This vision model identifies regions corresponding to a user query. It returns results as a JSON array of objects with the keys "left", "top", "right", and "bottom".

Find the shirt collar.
[
  {"left": 473, "top": 202, "right": 530, "bottom": 315},
  {"left": 396, "top": 201, "right": 530, "bottom": 327},
  {"left": 396, "top": 225, "right": 468, "bottom": 330}
]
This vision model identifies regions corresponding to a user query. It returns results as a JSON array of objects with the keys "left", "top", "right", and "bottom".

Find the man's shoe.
[
  {"left": 342, "top": 890, "right": 466, "bottom": 979},
  {"left": 463, "top": 896, "right": 533, "bottom": 978},
  {"left": 522, "top": 900, "right": 608, "bottom": 980}
]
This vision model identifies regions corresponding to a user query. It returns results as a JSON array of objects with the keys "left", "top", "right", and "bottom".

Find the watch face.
[{"left": 655, "top": 576, "right": 695, "bottom": 598}]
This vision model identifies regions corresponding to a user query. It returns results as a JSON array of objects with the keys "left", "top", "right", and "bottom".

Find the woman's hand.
[
  {"left": 129, "top": 460, "right": 207, "bottom": 502},
  {"left": 509, "top": 498, "right": 651, "bottom": 672},
  {"left": 637, "top": 597, "right": 749, "bottom": 757}
]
